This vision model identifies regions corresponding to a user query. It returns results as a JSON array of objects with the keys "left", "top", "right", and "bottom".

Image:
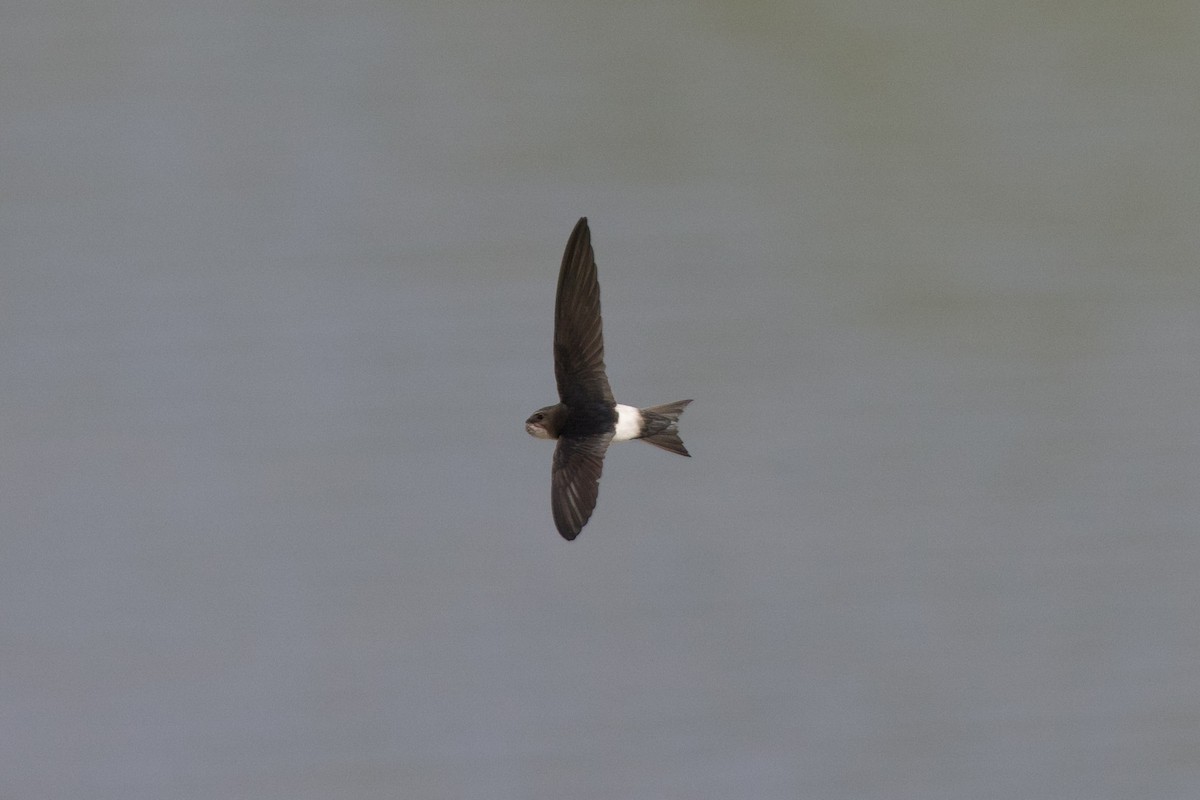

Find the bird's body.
[{"left": 525, "top": 217, "right": 691, "bottom": 540}]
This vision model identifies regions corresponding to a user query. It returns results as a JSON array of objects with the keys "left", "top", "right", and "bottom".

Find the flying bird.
[{"left": 526, "top": 217, "right": 691, "bottom": 540}]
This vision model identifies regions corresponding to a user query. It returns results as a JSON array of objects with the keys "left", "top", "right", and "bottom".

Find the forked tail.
[{"left": 638, "top": 399, "right": 692, "bottom": 457}]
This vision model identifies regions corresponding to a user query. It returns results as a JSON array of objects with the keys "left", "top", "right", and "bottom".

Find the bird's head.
[{"left": 525, "top": 404, "right": 565, "bottom": 440}]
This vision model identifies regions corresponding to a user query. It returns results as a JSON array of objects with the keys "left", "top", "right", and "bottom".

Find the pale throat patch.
[
  {"left": 613, "top": 404, "right": 643, "bottom": 441},
  {"left": 527, "top": 424, "right": 553, "bottom": 440}
]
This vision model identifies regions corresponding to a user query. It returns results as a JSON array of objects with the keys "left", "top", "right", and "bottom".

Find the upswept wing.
[{"left": 554, "top": 218, "right": 614, "bottom": 408}]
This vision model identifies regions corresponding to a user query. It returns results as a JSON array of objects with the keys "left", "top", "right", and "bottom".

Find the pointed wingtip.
[{"left": 562, "top": 217, "right": 591, "bottom": 259}]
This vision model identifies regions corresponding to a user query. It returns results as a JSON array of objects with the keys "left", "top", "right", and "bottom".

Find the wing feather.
[
  {"left": 554, "top": 218, "right": 614, "bottom": 408},
  {"left": 550, "top": 433, "right": 612, "bottom": 540}
]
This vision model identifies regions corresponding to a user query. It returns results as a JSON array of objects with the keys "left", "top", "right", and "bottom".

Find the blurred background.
[{"left": 2, "top": 1, "right": 1197, "bottom": 798}]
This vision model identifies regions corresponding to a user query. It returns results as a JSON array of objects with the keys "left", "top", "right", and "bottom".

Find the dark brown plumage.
[{"left": 526, "top": 218, "right": 691, "bottom": 540}]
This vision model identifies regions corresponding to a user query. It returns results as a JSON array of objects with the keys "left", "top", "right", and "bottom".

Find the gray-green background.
[{"left": 3, "top": 2, "right": 1197, "bottom": 797}]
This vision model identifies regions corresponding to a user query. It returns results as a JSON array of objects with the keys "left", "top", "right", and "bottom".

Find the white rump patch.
[{"left": 613, "top": 404, "right": 643, "bottom": 442}]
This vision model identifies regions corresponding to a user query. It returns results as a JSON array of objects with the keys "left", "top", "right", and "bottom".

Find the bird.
[{"left": 525, "top": 217, "right": 692, "bottom": 541}]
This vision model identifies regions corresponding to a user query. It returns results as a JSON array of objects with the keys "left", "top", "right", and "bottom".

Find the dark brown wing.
[
  {"left": 550, "top": 433, "right": 612, "bottom": 540},
  {"left": 554, "top": 218, "right": 614, "bottom": 408}
]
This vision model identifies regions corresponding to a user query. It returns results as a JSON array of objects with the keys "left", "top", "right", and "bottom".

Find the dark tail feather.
[{"left": 638, "top": 399, "right": 692, "bottom": 457}]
